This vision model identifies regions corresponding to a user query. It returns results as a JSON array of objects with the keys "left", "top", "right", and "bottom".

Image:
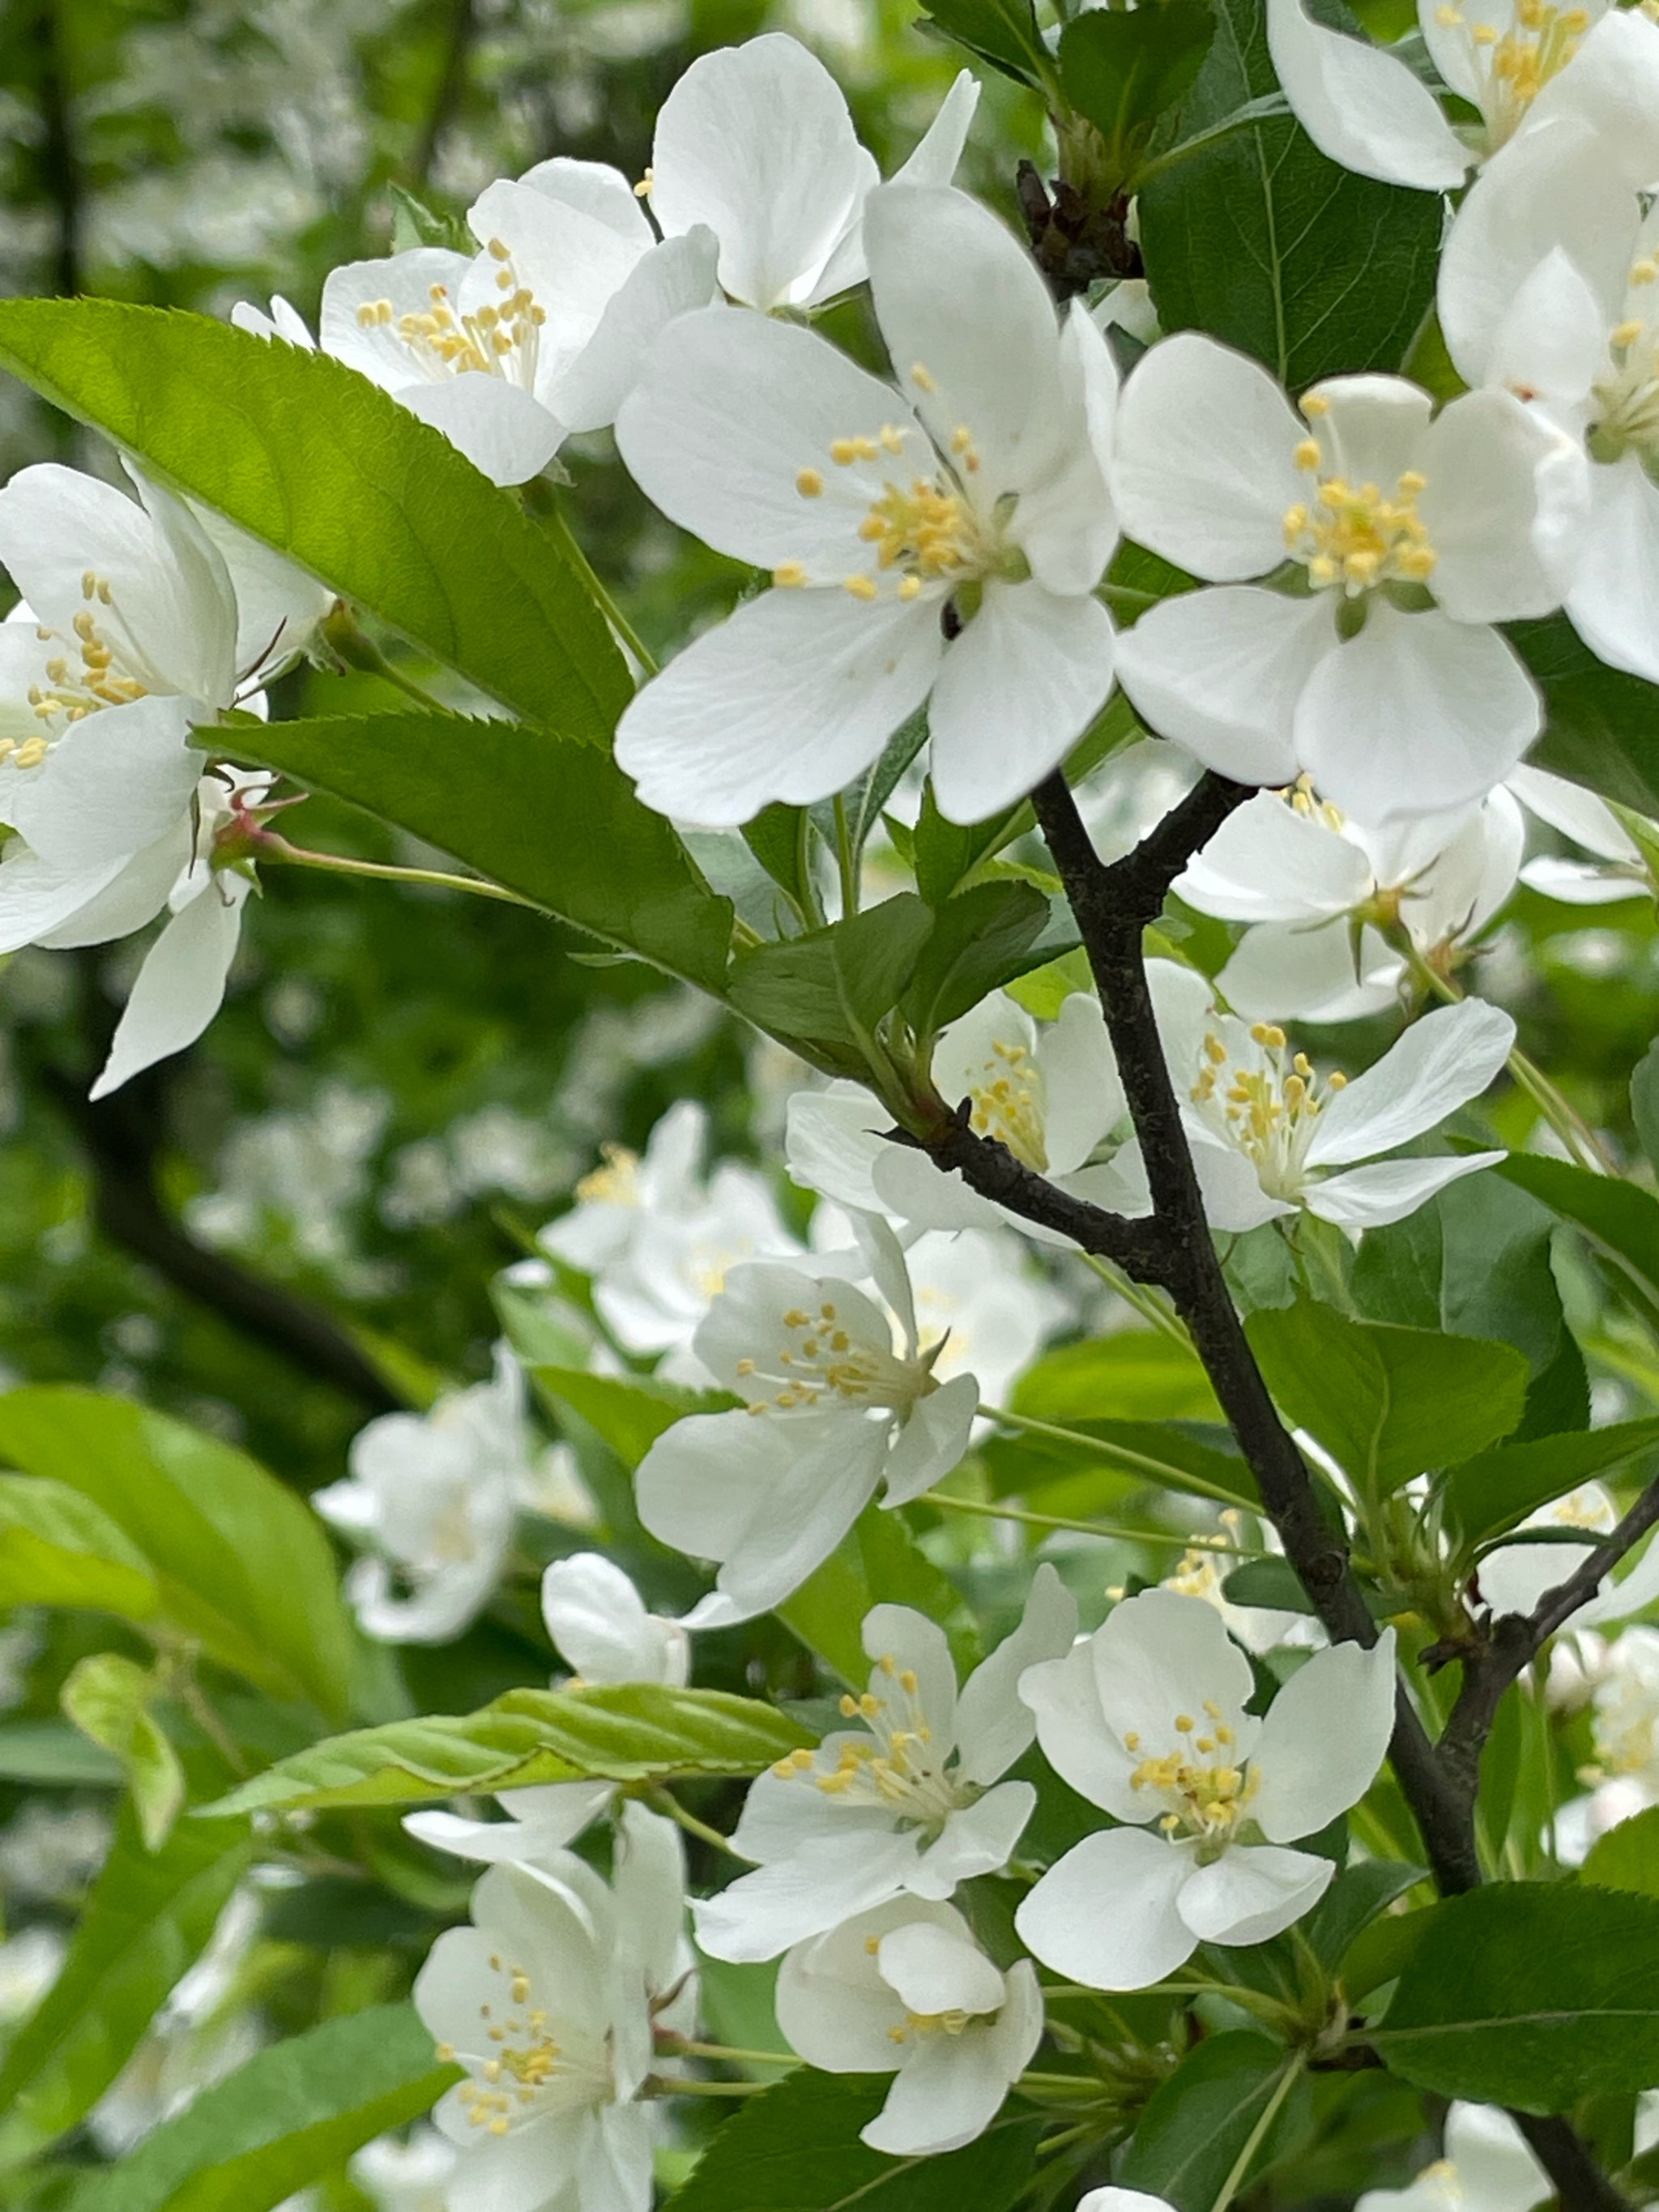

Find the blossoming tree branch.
[{"left": 2, "top": 6, "right": 1659, "bottom": 2212}]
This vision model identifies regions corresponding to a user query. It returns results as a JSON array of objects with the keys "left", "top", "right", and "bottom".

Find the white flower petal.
[
  {"left": 514, "top": 156, "right": 652, "bottom": 241},
  {"left": 1015, "top": 1827, "right": 1199, "bottom": 1988},
  {"left": 90, "top": 875, "right": 248, "bottom": 1100},
  {"left": 1092, "top": 1588, "right": 1257, "bottom": 1753},
  {"left": 776, "top": 1906, "right": 919, "bottom": 2073},
  {"left": 1252, "top": 1629, "right": 1397, "bottom": 1841},
  {"left": 1417, "top": 389, "right": 1584, "bottom": 622},
  {"left": 869, "top": 1141, "right": 1009, "bottom": 1232},
  {"left": 548, "top": 229, "right": 721, "bottom": 436},
  {"left": 862, "top": 1604, "right": 959, "bottom": 1742},
  {"left": 396, "top": 377, "right": 562, "bottom": 486},
  {"left": 864, "top": 2026, "right": 1013, "bottom": 2156},
  {"left": 1218, "top": 920, "right": 1403, "bottom": 1025},
  {"left": 1115, "top": 587, "right": 1328, "bottom": 787},
  {"left": 1524, "top": 6, "right": 1659, "bottom": 190},
  {"left": 928, "top": 581, "right": 1116, "bottom": 824},
  {"left": 881, "top": 1372, "right": 979, "bottom": 1504},
  {"left": 1188, "top": 1124, "right": 1298, "bottom": 1230},
  {"left": 1176, "top": 1842, "right": 1334, "bottom": 1946},
  {"left": 864, "top": 184, "right": 1073, "bottom": 509},
  {"left": 1267, "top": 0, "right": 1469, "bottom": 189},
  {"left": 0, "top": 844, "right": 130, "bottom": 954},
  {"left": 878, "top": 1918, "right": 1005, "bottom": 2017},
  {"left": 1043, "top": 990, "right": 1126, "bottom": 1176},
  {"left": 693, "top": 1826, "right": 923, "bottom": 1962},
  {"left": 1565, "top": 454, "right": 1659, "bottom": 689},
  {"left": 892, "top": 70, "right": 981, "bottom": 191},
  {"left": 909, "top": 1780, "right": 1035, "bottom": 1896},
  {"left": 1307, "top": 997, "right": 1514, "bottom": 1164},
  {"left": 1112, "top": 335, "right": 1307, "bottom": 579},
  {"left": 616, "top": 586, "right": 940, "bottom": 826},
  {"left": 0, "top": 694, "right": 199, "bottom": 870},
  {"left": 785, "top": 1085, "right": 892, "bottom": 1213},
  {"left": 1008, "top": 304, "right": 1120, "bottom": 596},
  {"left": 1307, "top": 1150, "right": 1506, "bottom": 1228},
  {"left": 1302, "top": 375, "right": 1433, "bottom": 494},
  {"left": 650, "top": 35, "right": 868, "bottom": 310},
  {"left": 1178, "top": 793, "right": 1375, "bottom": 923},
  {"left": 1020, "top": 1638, "right": 1144, "bottom": 1821},
  {"left": 542, "top": 1553, "right": 687, "bottom": 1685},
  {"left": 1295, "top": 604, "right": 1540, "bottom": 826},
  {"left": 956, "top": 1561, "right": 1078, "bottom": 1786},
  {"left": 1508, "top": 762, "right": 1639, "bottom": 864},
  {"left": 403, "top": 1785, "right": 613, "bottom": 1861},
  {"left": 318, "top": 250, "right": 475, "bottom": 386},
  {"left": 1482, "top": 248, "right": 1609, "bottom": 413}
]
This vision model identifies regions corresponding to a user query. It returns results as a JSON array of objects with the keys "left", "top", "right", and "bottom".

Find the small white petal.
[
  {"left": 1251, "top": 1629, "right": 1397, "bottom": 1841},
  {"left": 1565, "top": 455, "right": 1659, "bottom": 689},
  {"left": 548, "top": 228, "right": 721, "bottom": 435},
  {"left": 1417, "top": 389, "right": 1584, "bottom": 622},
  {"left": 1116, "top": 587, "right": 1330, "bottom": 787},
  {"left": 864, "top": 2026, "right": 1013, "bottom": 2156},
  {"left": 877, "top": 1918, "right": 1004, "bottom": 2017},
  {"left": 1307, "top": 997, "right": 1514, "bottom": 1165},
  {"left": 1307, "top": 1151, "right": 1506, "bottom": 1228},
  {"left": 1178, "top": 793, "right": 1374, "bottom": 923},
  {"left": 397, "top": 378, "right": 563, "bottom": 485},
  {"left": 910, "top": 1781, "right": 1035, "bottom": 1896},
  {"left": 1177, "top": 1842, "right": 1334, "bottom": 1946},
  {"left": 90, "top": 877, "right": 247, "bottom": 1100},
  {"left": 955, "top": 1562, "right": 1078, "bottom": 1787},
  {"left": 1267, "top": 0, "right": 1469, "bottom": 189},
  {"left": 1016, "top": 1827, "right": 1198, "bottom": 1988},
  {"left": 1218, "top": 920, "right": 1403, "bottom": 1025},
  {"left": 1523, "top": 7, "right": 1659, "bottom": 190}
]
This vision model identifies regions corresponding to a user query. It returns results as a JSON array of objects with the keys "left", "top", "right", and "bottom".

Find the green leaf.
[
  {"left": 1059, "top": 4, "right": 1217, "bottom": 172},
  {"left": 1011, "top": 1331, "right": 1221, "bottom": 1423},
  {"left": 0, "top": 1476, "right": 160, "bottom": 1622},
  {"left": 1495, "top": 1155, "right": 1659, "bottom": 1315},
  {"left": 1634, "top": 1040, "right": 1659, "bottom": 1176},
  {"left": 532, "top": 1369, "right": 738, "bottom": 1470},
  {"left": 727, "top": 896, "right": 936, "bottom": 1052},
  {"left": 0, "top": 1389, "right": 354, "bottom": 1721},
  {"left": 1246, "top": 1298, "right": 1529, "bottom": 1492},
  {"left": 1303, "top": 1860, "right": 1427, "bottom": 1972},
  {"left": 1443, "top": 1420, "right": 1659, "bottom": 1551},
  {"left": 67, "top": 2004, "right": 456, "bottom": 2212},
  {"left": 61, "top": 1655, "right": 185, "bottom": 1853},
  {"left": 0, "top": 1808, "right": 252, "bottom": 2166},
  {"left": 0, "top": 299, "right": 628, "bottom": 741},
  {"left": 1120, "top": 2033, "right": 1306, "bottom": 2209},
  {"left": 985, "top": 1416, "right": 1256, "bottom": 1510},
  {"left": 1519, "top": 613, "right": 1659, "bottom": 818},
  {"left": 743, "top": 807, "right": 817, "bottom": 918},
  {"left": 1351, "top": 1176, "right": 1567, "bottom": 1380},
  {"left": 916, "top": 0, "right": 1051, "bottom": 85},
  {"left": 1137, "top": 0, "right": 1442, "bottom": 386},
  {"left": 779, "top": 1501, "right": 967, "bottom": 1685},
  {"left": 230, "top": 712, "right": 733, "bottom": 996},
  {"left": 903, "top": 881, "right": 1063, "bottom": 1037},
  {"left": 1582, "top": 1808, "right": 1659, "bottom": 1899},
  {"left": 667, "top": 2068, "right": 1043, "bottom": 2211},
  {"left": 1370, "top": 1883, "right": 1659, "bottom": 2109},
  {"left": 0, "top": 1722, "right": 122, "bottom": 1787},
  {"left": 205, "top": 1683, "right": 813, "bottom": 1817}
]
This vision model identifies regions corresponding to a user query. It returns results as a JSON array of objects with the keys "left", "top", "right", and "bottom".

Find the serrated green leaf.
[
  {"left": 1137, "top": 0, "right": 1442, "bottom": 386},
  {"left": 0, "top": 1389, "right": 353, "bottom": 1721},
  {"left": 61, "top": 1655, "right": 185, "bottom": 1852},
  {"left": 204, "top": 1683, "right": 812, "bottom": 1816},
  {"left": 1634, "top": 1040, "right": 1659, "bottom": 1176},
  {"left": 227, "top": 711, "right": 733, "bottom": 995},
  {"left": 0, "top": 298, "right": 627, "bottom": 740},
  {"left": 667, "top": 2067, "right": 1043, "bottom": 2211},
  {"left": 1246, "top": 1298, "right": 1529, "bottom": 1492},
  {"left": 0, "top": 1808, "right": 252, "bottom": 2166},
  {"left": 1060, "top": 3, "right": 1217, "bottom": 171},
  {"left": 1581, "top": 1808, "right": 1659, "bottom": 1898},
  {"left": 1443, "top": 1420, "right": 1659, "bottom": 1551},
  {"left": 727, "top": 896, "right": 935, "bottom": 1050},
  {"left": 67, "top": 2004, "right": 455, "bottom": 2212},
  {"left": 0, "top": 1476, "right": 160, "bottom": 1622},
  {"left": 903, "top": 880, "right": 1062, "bottom": 1038},
  {"left": 1370, "top": 1884, "right": 1659, "bottom": 2109},
  {"left": 1120, "top": 2033, "right": 1307, "bottom": 2210},
  {"left": 1303, "top": 1860, "right": 1427, "bottom": 1972},
  {"left": 1012, "top": 1330, "right": 1221, "bottom": 1424},
  {"left": 916, "top": 0, "right": 1050, "bottom": 84}
]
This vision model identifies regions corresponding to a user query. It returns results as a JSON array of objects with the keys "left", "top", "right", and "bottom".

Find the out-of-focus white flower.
[
  {"left": 635, "top": 1219, "right": 979, "bottom": 1625},
  {"left": 645, "top": 32, "right": 978, "bottom": 312},
  {"left": 314, "top": 1347, "right": 529, "bottom": 1643},
  {"left": 1508, "top": 764, "right": 1648, "bottom": 905},
  {"left": 1355, "top": 2102, "right": 1549, "bottom": 2212},
  {"left": 694, "top": 1569, "right": 1076, "bottom": 1962},
  {"left": 0, "top": 1802, "right": 110, "bottom": 1901},
  {"left": 1111, "top": 335, "right": 1585, "bottom": 826},
  {"left": 1153, "top": 964, "right": 1515, "bottom": 1232},
  {"left": 0, "top": 1925, "right": 64, "bottom": 2026},
  {"left": 414, "top": 1807, "right": 686, "bottom": 2212},
  {"left": 775, "top": 1898, "right": 1043, "bottom": 2155},
  {"left": 1477, "top": 1484, "right": 1659, "bottom": 1627},
  {"left": 1017, "top": 1591, "right": 1396, "bottom": 1988},
  {"left": 614, "top": 185, "right": 1120, "bottom": 827},
  {"left": 1555, "top": 1625, "right": 1659, "bottom": 1862},
  {"left": 406, "top": 1555, "right": 691, "bottom": 1866},
  {"left": 351, "top": 2127, "right": 457, "bottom": 2212}
]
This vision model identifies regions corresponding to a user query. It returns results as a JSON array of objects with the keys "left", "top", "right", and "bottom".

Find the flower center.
[
  {"left": 1189, "top": 1022, "right": 1347, "bottom": 1199},
  {"left": 356, "top": 241, "right": 547, "bottom": 389},
  {"left": 1589, "top": 258, "right": 1659, "bottom": 475},
  {"left": 18, "top": 572, "right": 151, "bottom": 767},
  {"left": 736, "top": 1297, "right": 930, "bottom": 1416},
  {"left": 574, "top": 1142, "right": 640, "bottom": 1208},
  {"left": 441, "top": 1954, "right": 608, "bottom": 2138},
  {"left": 886, "top": 2005, "right": 984, "bottom": 2044},
  {"left": 1126, "top": 1702, "right": 1260, "bottom": 1851},
  {"left": 1433, "top": 0, "right": 1590, "bottom": 145},
  {"left": 1283, "top": 402, "right": 1437, "bottom": 597},
  {"left": 1284, "top": 774, "right": 1345, "bottom": 831},
  {"left": 773, "top": 1653, "right": 962, "bottom": 1826},
  {"left": 962, "top": 1036, "right": 1049, "bottom": 1172}
]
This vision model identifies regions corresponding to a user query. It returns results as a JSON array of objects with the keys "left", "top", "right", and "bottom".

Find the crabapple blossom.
[
  {"left": 1111, "top": 334, "right": 1586, "bottom": 824},
  {"left": 413, "top": 1806, "right": 686, "bottom": 2212},
  {"left": 351, "top": 2129, "right": 458, "bottom": 2212},
  {"left": 1355, "top": 2103, "right": 1549, "bottom": 2212},
  {"left": 1152, "top": 963, "right": 1515, "bottom": 1231},
  {"left": 313, "top": 1347, "right": 530, "bottom": 1643},
  {"left": 1016, "top": 1590, "right": 1397, "bottom": 1988},
  {"left": 1175, "top": 781, "right": 1525, "bottom": 1023},
  {"left": 1553, "top": 1626, "right": 1659, "bottom": 1861},
  {"left": 643, "top": 32, "right": 979, "bottom": 311},
  {"left": 693, "top": 1569, "right": 1076, "bottom": 1962},
  {"left": 633, "top": 1219, "right": 980, "bottom": 1625},
  {"left": 787, "top": 988, "right": 1143, "bottom": 1239},
  {"left": 1266, "top": 0, "right": 1659, "bottom": 194},
  {"left": 406, "top": 1555, "right": 690, "bottom": 1868},
  {"left": 613, "top": 184, "right": 1120, "bottom": 826},
  {"left": 1476, "top": 1484, "right": 1659, "bottom": 1626},
  {"left": 774, "top": 1899, "right": 1043, "bottom": 2155}
]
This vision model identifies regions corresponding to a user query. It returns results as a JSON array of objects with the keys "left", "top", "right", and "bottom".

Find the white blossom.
[
  {"left": 1554, "top": 1625, "right": 1659, "bottom": 1860},
  {"left": 1477, "top": 1484, "right": 1659, "bottom": 1627},
  {"left": 1111, "top": 333, "right": 1585, "bottom": 825},
  {"left": 351, "top": 2129, "right": 458, "bottom": 2212},
  {"left": 775, "top": 1898, "right": 1043, "bottom": 2155},
  {"left": 1355, "top": 2103, "right": 1549, "bottom": 2212},
  {"left": 634, "top": 1219, "right": 980, "bottom": 1625},
  {"left": 314, "top": 1347, "right": 529, "bottom": 1643},
  {"left": 693, "top": 1569, "right": 1076, "bottom": 1962},
  {"left": 613, "top": 183, "right": 1120, "bottom": 827},
  {"left": 1017, "top": 1591, "right": 1396, "bottom": 1988}
]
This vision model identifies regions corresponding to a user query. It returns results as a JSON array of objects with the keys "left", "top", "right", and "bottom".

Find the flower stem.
[
  {"left": 647, "top": 1787, "right": 748, "bottom": 1861},
  {"left": 1207, "top": 2052, "right": 1306, "bottom": 2212},
  {"left": 976, "top": 1403, "right": 1253, "bottom": 1512},
  {"left": 922, "top": 1485, "right": 1265, "bottom": 1556},
  {"left": 833, "top": 792, "right": 860, "bottom": 916},
  {"left": 653, "top": 2075, "right": 770, "bottom": 2098},
  {"left": 535, "top": 493, "right": 659, "bottom": 677},
  {"left": 661, "top": 2039, "right": 795, "bottom": 2066},
  {"left": 254, "top": 832, "right": 542, "bottom": 911},
  {"left": 1078, "top": 1252, "right": 1193, "bottom": 1346}
]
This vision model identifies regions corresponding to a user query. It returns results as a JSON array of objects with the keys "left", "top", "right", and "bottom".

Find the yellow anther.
[
  {"left": 1124, "top": 1731, "right": 1141, "bottom": 1750},
  {"left": 843, "top": 574, "right": 878, "bottom": 600},
  {"left": 1294, "top": 438, "right": 1323, "bottom": 470},
  {"left": 899, "top": 1670, "right": 919, "bottom": 1695},
  {"left": 488, "top": 236, "right": 511, "bottom": 260},
  {"left": 634, "top": 166, "right": 654, "bottom": 198},
  {"left": 773, "top": 562, "right": 808, "bottom": 587},
  {"left": 796, "top": 467, "right": 825, "bottom": 497},
  {"left": 435, "top": 2041, "right": 455, "bottom": 2061},
  {"left": 1614, "top": 319, "right": 1645, "bottom": 350},
  {"left": 1301, "top": 392, "right": 1329, "bottom": 416},
  {"left": 880, "top": 424, "right": 906, "bottom": 455},
  {"left": 1175, "top": 1714, "right": 1196, "bottom": 1732},
  {"left": 840, "top": 1693, "right": 859, "bottom": 1717},
  {"left": 1328, "top": 1070, "right": 1349, "bottom": 1090},
  {"left": 910, "top": 362, "right": 937, "bottom": 391}
]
